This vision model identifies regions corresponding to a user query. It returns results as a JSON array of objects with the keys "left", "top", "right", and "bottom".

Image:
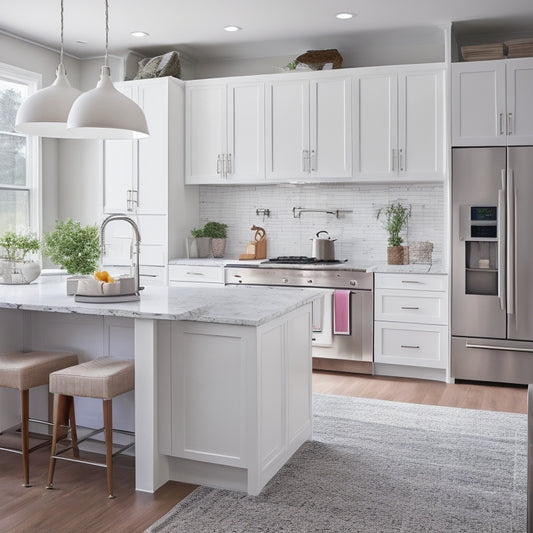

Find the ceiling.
[{"left": 1, "top": 0, "right": 533, "bottom": 61}]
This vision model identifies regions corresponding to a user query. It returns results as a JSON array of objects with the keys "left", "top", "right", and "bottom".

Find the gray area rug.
[{"left": 146, "top": 394, "right": 527, "bottom": 532}]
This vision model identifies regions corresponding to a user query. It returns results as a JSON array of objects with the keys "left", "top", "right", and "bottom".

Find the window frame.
[{"left": 0, "top": 61, "right": 42, "bottom": 238}]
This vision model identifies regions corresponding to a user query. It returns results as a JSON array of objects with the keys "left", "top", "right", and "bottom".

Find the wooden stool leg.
[
  {"left": 20, "top": 389, "right": 30, "bottom": 487},
  {"left": 47, "top": 394, "right": 67, "bottom": 489},
  {"left": 66, "top": 396, "right": 79, "bottom": 458},
  {"left": 103, "top": 399, "right": 114, "bottom": 499}
]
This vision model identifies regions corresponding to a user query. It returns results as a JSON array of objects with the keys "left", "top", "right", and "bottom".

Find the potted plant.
[
  {"left": 376, "top": 202, "right": 411, "bottom": 265},
  {"left": 189, "top": 227, "right": 211, "bottom": 258},
  {"left": 203, "top": 221, "right": 228, "bottom": 258},
  {"left": 0, "top": 231, "right": 41, "bottom": 284},
  {"left": 42, "top": 219, "right": 100, "bottom": 294}
]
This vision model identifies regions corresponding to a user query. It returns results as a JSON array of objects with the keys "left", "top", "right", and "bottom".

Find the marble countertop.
[
  {"left": 0, "top": 278, "right": 320, "bottom": 327},
  {"left": 169, "top": 257, "right": 447, "bottom": 275}
]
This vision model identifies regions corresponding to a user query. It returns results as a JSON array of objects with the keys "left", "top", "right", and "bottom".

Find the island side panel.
[{"left": 0, "top": 308, "right": 24, "bottom": 431}]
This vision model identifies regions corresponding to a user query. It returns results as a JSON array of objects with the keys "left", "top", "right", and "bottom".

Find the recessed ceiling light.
[
  {"left": 224, "top": 25, "right": 242, "bottom": 32},
  {"left": 131, "top": 31, "right": 149, "bottom": 38},
  {"left": 336, "top": 12, "right": 355, "bottom": 20}
]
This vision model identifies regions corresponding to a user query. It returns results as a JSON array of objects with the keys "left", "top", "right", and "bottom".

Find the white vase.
[{"left": 0, "top": 260, "right": 41, "bottom": 284}]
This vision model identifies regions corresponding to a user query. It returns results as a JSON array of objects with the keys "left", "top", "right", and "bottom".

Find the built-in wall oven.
[{"left": 225, "top": 260, "right": 374, "bottom": 374}]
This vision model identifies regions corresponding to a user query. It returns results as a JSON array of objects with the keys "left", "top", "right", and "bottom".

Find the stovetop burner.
[{"left": 264, "top": 256, "right": 342, "bottom": 265}]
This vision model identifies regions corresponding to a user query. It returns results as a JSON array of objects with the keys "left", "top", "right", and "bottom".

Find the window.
[{"left": 0, "top": 62, "right": 40, "bottom": 236}]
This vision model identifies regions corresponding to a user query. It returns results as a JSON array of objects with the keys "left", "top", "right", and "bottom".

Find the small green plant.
[
  {"left": 285, "top": 59, "right": 299, "bottom": 70},
  {"left": 202, "top": 221, "right": 228, "bottom": 239},
  {"left": 376, "top": 202, "right": 411, "bottom": 247},
  {"left": 0, "top": 231, "right": 40, "bottom": 262},
  {"left": 190, "top": 227, "right": 205, "bottom": 238},
  {"left": 42, "top": 219, "right": 100, "bottom": 275}
]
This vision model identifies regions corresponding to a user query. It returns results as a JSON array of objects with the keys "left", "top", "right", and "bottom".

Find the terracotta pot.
[
  {"left": 387, "top": 246, "right": 404, "bottom": 265},
  {"left": 211, "top": 238, "right": 226, "bottom": 258}
]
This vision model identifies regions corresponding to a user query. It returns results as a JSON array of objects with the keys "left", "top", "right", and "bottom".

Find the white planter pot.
[{"left": 0, "top": 260, "right": 41, "bottom": 284}]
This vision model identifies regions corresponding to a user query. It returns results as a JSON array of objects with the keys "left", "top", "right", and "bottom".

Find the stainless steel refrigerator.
[{"left": 452, "top": 146, "right": 533, "bottom": 384}]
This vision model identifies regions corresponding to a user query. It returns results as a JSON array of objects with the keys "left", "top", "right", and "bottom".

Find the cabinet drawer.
[
  {"left": 375, "top": 273, "right": 447, "bottom": 291},
  {"left": 374, "top": 322, "right": 448, "bottom": 368},
  {"left": 140, "top": 266, "right": 167, "bottom": 286},
  {"left": 374, "top": 289, "right": 448, "bottom": 325},
  {"left": 169, "top": 264, "right": 225, "bottom": 284}
]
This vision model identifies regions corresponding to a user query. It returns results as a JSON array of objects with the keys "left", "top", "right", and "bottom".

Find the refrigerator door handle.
[
  {"left": 497, "top": 178, "right": 506, "bottom": 312},
  {"left": 465, "top": 342, "right": 533, "bottom": 354},
  {"left": 507, "top": 169, "right": 515, "bottom": 316}
]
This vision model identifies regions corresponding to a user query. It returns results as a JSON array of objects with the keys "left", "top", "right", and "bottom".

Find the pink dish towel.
[{"left": 333, "top": 289, "right": 351, "bottom": 335}]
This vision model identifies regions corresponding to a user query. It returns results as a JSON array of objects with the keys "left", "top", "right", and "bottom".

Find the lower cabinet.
[
  {"left": 168, "top": 264, "right": 225, "bottom": 286},
  {"left": 374, "top": 273, "right": 449, "bottom": 381}
]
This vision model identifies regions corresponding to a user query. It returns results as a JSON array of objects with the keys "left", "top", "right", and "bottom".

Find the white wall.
[{"left": 198, "top": 182, "right": 447, "bottom": 266}]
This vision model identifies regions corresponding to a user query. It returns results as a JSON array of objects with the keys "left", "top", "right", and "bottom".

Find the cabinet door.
[
  {"left": 506, "top": 58, "right": 533, "bottom": 146},
  {"left": 451, "top": 61, "right": 506, "bottom": 146},
  {"left": 185, "top": 83, "right": 227, "bottom": 184},
  {"left": 353, "top": 73, "right": 398, "bottom": 181},
  {"left": 266, "top": 79, "right": 309, "bottom": 180},
  {"left": 398, "top": 69, "right": 444, "bottom": 181},
  {"left": 227, "top": 81, "right": 265, "bottom": 182},
  {"left": 102, "top": 85, "right": 135, "bottom": 214},
  {"left": 136, "top": 81, "right": 168, "bottom": 214},
  {"left": 310, "top": 77, "right": 352, "bottom": 179}
]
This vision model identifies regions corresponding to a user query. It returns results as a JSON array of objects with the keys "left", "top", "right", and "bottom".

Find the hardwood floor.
[{"left": 0, "top": 373, "right": 527, "bottom": 532}]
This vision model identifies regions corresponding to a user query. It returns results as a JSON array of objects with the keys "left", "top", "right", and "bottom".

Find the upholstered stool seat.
[
  {"left": 0, "top": 350, "right": 78, "bottom": 486},
  {"left": 47, "top": 356, "right": 134, "bottom": 498}
]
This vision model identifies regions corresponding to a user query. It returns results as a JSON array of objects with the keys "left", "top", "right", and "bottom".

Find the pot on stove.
[{"left": 310, "top": 231, "right": 336, "bottom": 261}]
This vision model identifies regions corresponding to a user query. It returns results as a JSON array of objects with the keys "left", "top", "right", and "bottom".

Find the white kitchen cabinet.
[
  {"left": 100, "top": 77, "right": 200, "bottom": 283},
  {"left": 102, "top": 79, "right": 170, "bottom": 214},
  {"left": 452, "top": 58, "right": 533, "bottom": 146},
  {"left": 374, "top": 273, "right": 449, "bottom": 380},
  {"left": 353, "top": 65, "right": 445, "bottom": 182},
  {"left": 168, "top": 263, "right": 225, "bottom": 286},
  {"left": 185, "top": 80, "right": 265, "bottom": 184},
  {"left": 266, "top": 75, "right": 352, "bottom": 181}
]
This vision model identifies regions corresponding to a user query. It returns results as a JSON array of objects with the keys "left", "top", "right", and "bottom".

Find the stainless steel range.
[{"left": 225, "top": 257, "right": 374, "bottom": 374}]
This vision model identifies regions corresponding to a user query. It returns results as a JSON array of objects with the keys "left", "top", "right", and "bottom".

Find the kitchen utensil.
[{"left": 310, "top": 231, "right": 336, "bottom": 260}]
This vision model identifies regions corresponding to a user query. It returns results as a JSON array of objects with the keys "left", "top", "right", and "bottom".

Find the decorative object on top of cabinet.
[
  {"left": 239, "top": 226, "right": 266, "bottom": 260},
  {"left": 134, "top": 51, "right": 181, "bottom": 80},
  {"left": 0, "top": 231, "right": 41, "bottom": 285},
  {"left": 353, "top": 65, "right": 445, "bottom": 182},
  {"left": 296, "top": 49, "right": 343, "bottom": 70},
  {"left": 376, "top": 202, "right": 411, "bottom": 265},
  {"left": 203, "top": 221, "right": 228, "bottom": 258},
  {"left": 461, "top": 43, "right": 505, "bottom": 62},
  {"left": 408, "top": 241, "right": 433, "bottom": 264},
  {"left": 451, "top": 58, "right": 533, "bottom": 146},
  {"left": 504, "top": 39, "right": 533, "bottom": 59}
]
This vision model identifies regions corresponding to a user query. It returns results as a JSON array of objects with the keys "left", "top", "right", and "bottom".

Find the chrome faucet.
[{"left": 100, "top": 214, "right": 142, "bottom": 294}]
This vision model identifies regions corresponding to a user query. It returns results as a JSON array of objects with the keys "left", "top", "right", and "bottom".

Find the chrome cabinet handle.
[
  {"left": 216, "top": 154, "right": 222, "bottom": 175},
  {"left": 302, "top": 150, "right": 309, "bottom": 172},
  {"left": 132, "top": 189, "right": 138, "bottom": 208},
  {"left": 507, "top": 112, "right": 513, "bottom": 134},
  {"left": 226, "top": 153, "right": 232, "bottom": 176},
  {"left": 399, "top": 148, "right": 404, "bottom": 171},
  {"left": 126, "top": 189, "right": 133, "bottom": 211},
  {"left": 401, "top": 280, "right": 422, "bottom": 284},
  {"left": 401, "top": 306, "right": 420, "bottom": 310},
  {"left": 401, "top": 345, "right": 420, "bottom": 349},
  {"left": 391, "top": 148, "right": 396, "bottom": 171},
  {"left": 499, "top": 113, "right": 504, "bottom": 135},
  {"left": 310, "top": 150, "right": 316, "bottom": 171},
  {"left": 186, "top": 271, "right": 204, "bottom": 276}
]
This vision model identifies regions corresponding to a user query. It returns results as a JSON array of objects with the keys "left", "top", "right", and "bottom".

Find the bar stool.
[
  {"left": 0, "top": 350, "right": 78, "bottom": 487},
  {"left": 46, "top": 356, "right": 135, "bottom": 498}
]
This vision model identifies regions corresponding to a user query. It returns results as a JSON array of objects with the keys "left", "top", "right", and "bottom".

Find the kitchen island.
[{"left": 0, "top": 277, "right": 318, "bottom": 495}]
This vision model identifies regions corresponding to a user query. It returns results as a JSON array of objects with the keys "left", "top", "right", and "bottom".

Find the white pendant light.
[
  {"left": 15, "top": 0, "right": 81, "bottom": 138},
  {"left": 67, "top": 0, "right": 149, "bottom": 139}
]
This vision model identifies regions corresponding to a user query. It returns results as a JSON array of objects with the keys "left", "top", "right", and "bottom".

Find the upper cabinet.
[
  {"left": 185, "top": 80, "right": 265, "bottom": 184},
  {"left": 452, "top": 58, "right": 533, "bottom": 146},
  {"left": 102, "top": 78, "right": 172, "bottom": 214},
  {"left": 265, "top": 76, "right": 352, "bottom": 181},
  {"left": 353, "top": 66, "right": 445, "bottom": 182}
]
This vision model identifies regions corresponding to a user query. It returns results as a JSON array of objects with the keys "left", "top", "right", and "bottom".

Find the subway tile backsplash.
[{"left": 198, "top": 183, "right": 446, "bottom": 265}]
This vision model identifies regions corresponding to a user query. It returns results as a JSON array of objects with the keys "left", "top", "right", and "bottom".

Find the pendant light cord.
[
  {"left": 59, "top": 0, "right": 64, "bottom": 67},
  {"left": 104, "top": 0, "right": 109, "bottom": 68}
]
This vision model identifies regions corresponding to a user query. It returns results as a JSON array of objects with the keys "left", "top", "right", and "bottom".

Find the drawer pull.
[
  {"left": 401, "top": 280, "right": 422, "bottom": 284},
  {"left": 140, "top": 274, "right": 157, "bottom": 278},
  {"left": 401, "top": 306, "right": 420, "bottom": 310},
  {"left": 401, "top": 344, "right": 420, "bottom": 349},
  {"left": 186, "top": 271, "right": 205, "bottom": 276}
]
